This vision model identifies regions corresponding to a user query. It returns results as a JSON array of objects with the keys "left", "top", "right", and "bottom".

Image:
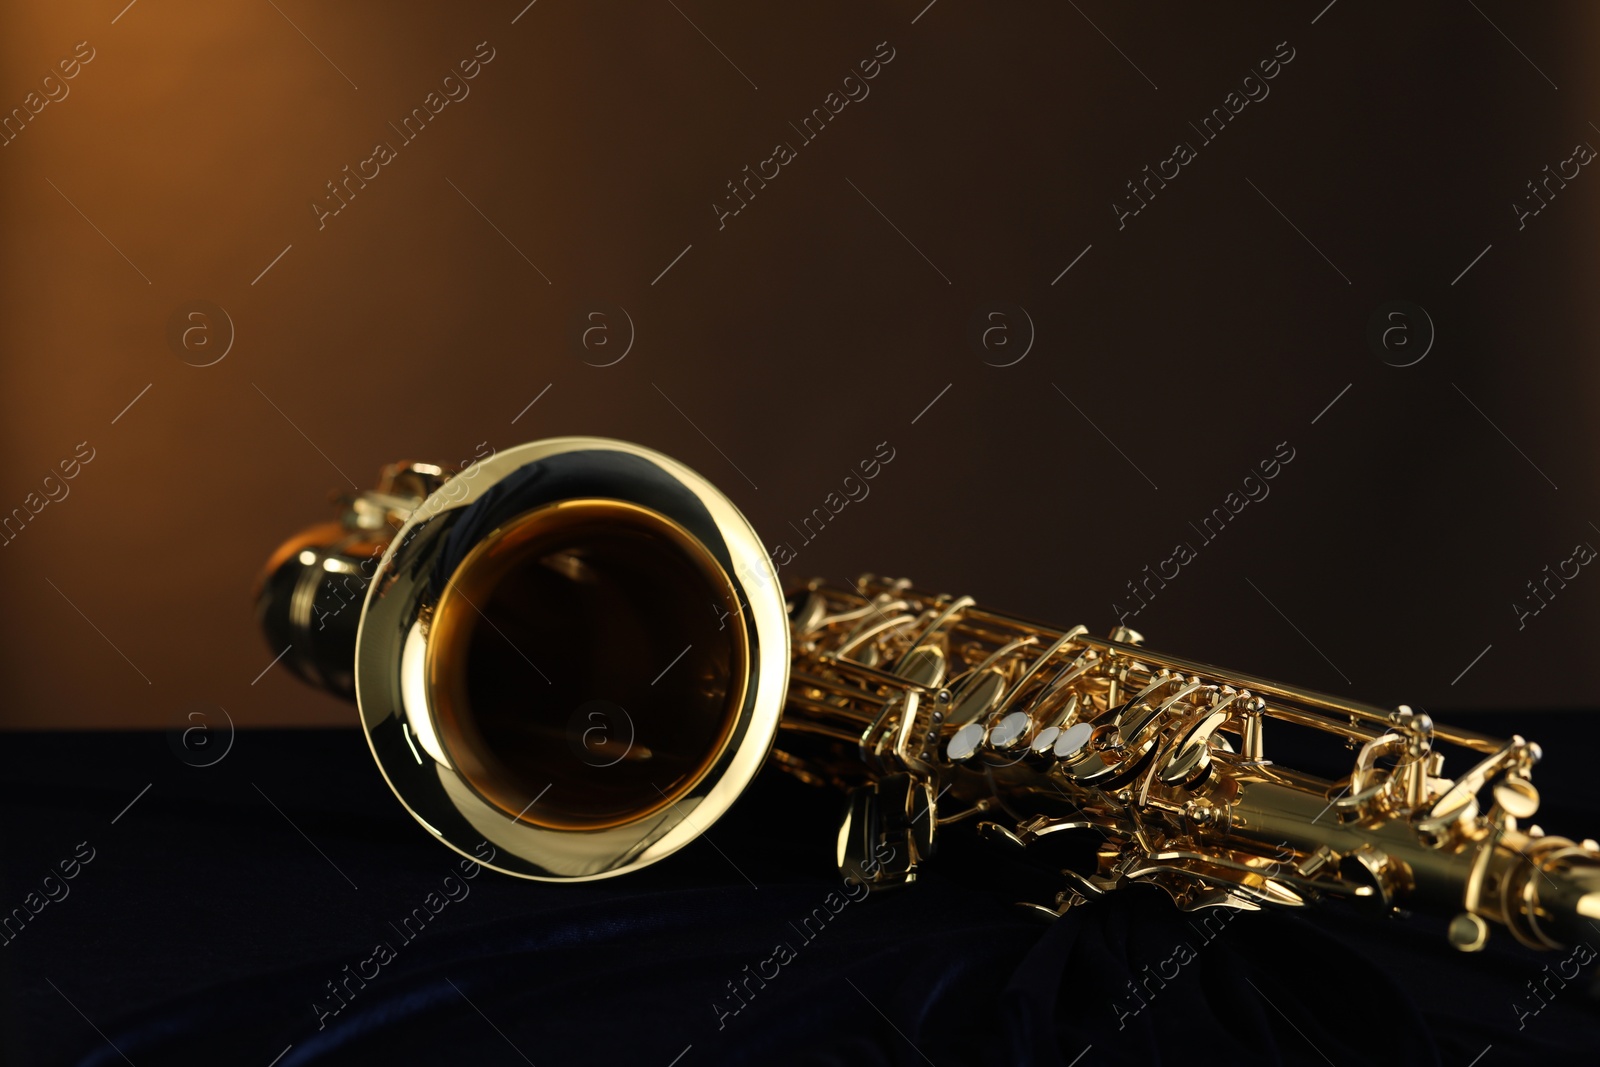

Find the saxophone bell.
[{"left": 256, "top": 438, "right": 791, "bottom": 881}]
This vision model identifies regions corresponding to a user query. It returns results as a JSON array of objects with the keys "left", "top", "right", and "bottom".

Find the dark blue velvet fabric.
[{"left": 3, "top": 718, "right": 1597, "bottom": 1066}]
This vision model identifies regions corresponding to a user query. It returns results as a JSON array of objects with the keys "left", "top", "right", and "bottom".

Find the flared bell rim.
[{"left": 352, "top": 437, "right": 790, "bottom": 881}]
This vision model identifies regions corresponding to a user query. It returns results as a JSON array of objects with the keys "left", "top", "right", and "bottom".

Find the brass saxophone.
[{"left": 256, "top": 437, "right": 1600, "bottom": 953}]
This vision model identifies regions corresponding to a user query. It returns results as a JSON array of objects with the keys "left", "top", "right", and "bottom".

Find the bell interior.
[{"left": 425, "top": 498, "right": 748, "bottom": 830}]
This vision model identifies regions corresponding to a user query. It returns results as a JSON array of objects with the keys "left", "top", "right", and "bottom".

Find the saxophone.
[{"left": 256, "top": 436, "right": 1600, "bottom": 952}]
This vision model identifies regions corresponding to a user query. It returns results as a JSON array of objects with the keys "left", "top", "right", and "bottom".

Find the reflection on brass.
[{"left": 259, "top": 437, "right": 1600, "bottom": 950}]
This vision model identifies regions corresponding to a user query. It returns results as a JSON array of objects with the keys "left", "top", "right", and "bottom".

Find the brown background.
[{"left": 2, "top": 1, "right": 1597, "bottom": 729}]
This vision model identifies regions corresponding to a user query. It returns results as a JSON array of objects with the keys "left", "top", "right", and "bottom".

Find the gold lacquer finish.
[{"left": 257, "top": 436, "right": 1600, "bottom": 951}]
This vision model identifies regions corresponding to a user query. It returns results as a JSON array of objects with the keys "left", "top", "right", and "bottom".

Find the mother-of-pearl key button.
[
  {"left": 1031, "top": 725, "right": 1060, "bottom": 754},
  {"left": 1054, "top": 721, "right": 1094, "bottom": 759},
  {"left": 947, "top": 722, "right": 986, "bottom": 762},
  {"left": 989, "top": 711, "right": 1030, "bottom": 749}
]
